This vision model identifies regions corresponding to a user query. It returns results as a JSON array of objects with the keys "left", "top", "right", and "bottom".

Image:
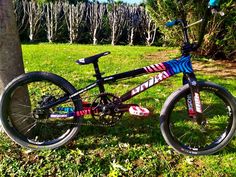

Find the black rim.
[
  {"left": 168, "top": 87, "right": 233, "bottom": 152},
  {"left": 4, "top": 79, "right": 77, "bottom": 146}
]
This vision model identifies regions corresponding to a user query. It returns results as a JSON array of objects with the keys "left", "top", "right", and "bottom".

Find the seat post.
[{"left": 93, "top": 61, "right": 105, "bottom": 93}]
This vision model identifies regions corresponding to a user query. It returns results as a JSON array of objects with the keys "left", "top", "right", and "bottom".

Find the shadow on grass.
[
  {"left": 74, "top": 113, "right": 165, "bottom": 150},
  {"left": 193, "top": 60, "right": 236, "bottom": 79},
  {"left": 72, "top": 107, "right": 236, "bottom": 155}
]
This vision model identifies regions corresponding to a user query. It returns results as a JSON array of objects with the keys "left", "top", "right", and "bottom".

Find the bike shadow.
[
  {"left": 71, "top": 113, "right": 166, "bottom": 150},
  {"left": 70, "top": 114, "right": 236, "bottom": 155}
]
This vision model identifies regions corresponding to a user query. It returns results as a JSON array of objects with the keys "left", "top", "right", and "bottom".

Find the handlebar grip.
[
  {"left": 209, "top": 0, "right": 220, "bottom": 8},
  {"left": 165, "top": 20, "right": 178, "bottom": 27}
]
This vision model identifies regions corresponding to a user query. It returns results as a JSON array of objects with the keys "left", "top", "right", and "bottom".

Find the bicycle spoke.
[
  {"left": 11, "top": 112, "right": 32, "bottom": 117},
  {"left": 24, "top": 123, "right": 37, "bottom": 135},
  {"left": 168, "top": 87, "right": 233, "bottom": 152},
  {"left": 18, "top": 121, "right": 37, "bottom": 133},
  {"left": 10, "top": 114, "right": 33, "bottom": 124}
]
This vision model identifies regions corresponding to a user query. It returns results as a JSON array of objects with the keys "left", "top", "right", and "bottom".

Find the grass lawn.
[{"left": 0, "top": 43, "right": 236, "bottom": 176}]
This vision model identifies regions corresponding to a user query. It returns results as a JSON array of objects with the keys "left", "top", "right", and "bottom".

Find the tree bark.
[
  {"left": 140, "top": 7, "right": 157, "bottom": 46},
  {"left": 87, "top": 3, "right": 106, "bottom": 45},
  {"left": 0, "top": 0, "right": 25, "bottom": 132},
  {"left": 23, "top": 0, "right": 43, "bottom": 42},
  {"left": 13, "top": 0, "right": 28, "bottom": 35},
  {"left": 45, "top": 2, "right": 62, "bottom": 43},
  {"left": 108, "top": 4, "right": 128, "bottom": 46},
  {"left": 127, "top": 5, "right": 141, "bottom": 46},
  {"left": 64, "top": 2, "right": 85, "bottom": 44}
]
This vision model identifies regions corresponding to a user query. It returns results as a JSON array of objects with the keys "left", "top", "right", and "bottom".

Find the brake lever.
[{"left": 211, "top": 8, "right": 225, "bottom": 16}]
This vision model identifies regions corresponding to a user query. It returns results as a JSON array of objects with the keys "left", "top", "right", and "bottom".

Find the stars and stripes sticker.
[{"left": 144, "top": 63, "right": 166, "bottom": 73}]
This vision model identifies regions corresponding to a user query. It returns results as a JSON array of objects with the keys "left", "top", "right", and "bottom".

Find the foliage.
[
  {"left": 207, "top": 0, "right": 236, "bottom": 59},
  {"left": 34, "top": 0, "right": 89, "bottom": 4},
  {"left": 13, "top": 0, "right": 236, "bottom": 59},
  {"left": 146, "top": 0, "right": 181, "bottom": 46},
  {"left": 146, "top": 0, "right": 236, "bottom": 59},
  {"left": 0, "top": 44, "right": 236, "bottom": 176},
  {"left": 15, "top": 0, "right": 155, "bottom": 46}
]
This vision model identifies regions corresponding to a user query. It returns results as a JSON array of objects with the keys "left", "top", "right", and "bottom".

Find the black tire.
[
  {"left": 0, "top": 72, "right": 82, "bottom": 150},
  {"left": 160, "top": 81, "right": 236, "bottom": 155}
]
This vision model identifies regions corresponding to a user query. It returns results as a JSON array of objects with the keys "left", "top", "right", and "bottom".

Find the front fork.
[{"left": 183, "top": 73, "right": 205, "bottom": 125}]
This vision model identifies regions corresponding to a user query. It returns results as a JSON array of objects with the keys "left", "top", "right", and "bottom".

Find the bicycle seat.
[{"left": 76, "top": 51, "right": 110, "bottom": 65}]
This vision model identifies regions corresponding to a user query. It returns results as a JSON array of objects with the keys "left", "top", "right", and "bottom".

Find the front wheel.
[
  {"left": 160, "top": 81, "right": 236, "bottom": 155},
  {"left": 0, "top": 72, "right": 82, "bottom": 150}
]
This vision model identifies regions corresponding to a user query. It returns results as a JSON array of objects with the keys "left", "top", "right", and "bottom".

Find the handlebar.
[
  {"left": 165, "top": 0, "right": 221, "bottom": 54},
  {"left": 165, "top": 20, "right": 178, "bottom": 27}
]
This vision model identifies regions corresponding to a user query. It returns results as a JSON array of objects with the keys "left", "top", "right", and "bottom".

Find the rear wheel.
[
  {"left": 0, "top": 72, "right": 82, "bottom": 149},
  {"left": 160, "top": 82, "right": 236, "bottom": 155}
]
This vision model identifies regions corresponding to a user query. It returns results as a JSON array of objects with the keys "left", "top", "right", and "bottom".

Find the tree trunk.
[
  {"left": 111, "top": 23, "right": 116, "bottom": 46},
  {"left": 0, "top": 0, "right": 25, "bottom": 132},
  {"left": 93, "top": 27, "right": 97, "bottom": 45},
  {"left": 129, "top": 28, "right": 134, "bottom": 46},
  {"left": 24, "top": 1, "right": 43, "bottom": 42}
]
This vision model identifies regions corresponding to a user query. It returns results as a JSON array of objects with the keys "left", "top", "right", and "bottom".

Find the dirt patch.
[
  {"left": 193, "top": 60, "right": 236, "bottom": 78},
  {"left": 144, "top": 50, "right": 236, "bottom": 78},
  {"left": 145, "top": 49, "right": 180, "bottom": 62}
]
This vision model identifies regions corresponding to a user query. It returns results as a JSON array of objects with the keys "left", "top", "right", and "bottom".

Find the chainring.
[{"left": 90, "top": 93, "right": 123, "bottom": 126}]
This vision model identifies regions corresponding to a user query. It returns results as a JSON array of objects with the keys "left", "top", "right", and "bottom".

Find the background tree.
[
  {"left": 87, "top": 2, "right": 106, "bottom": 45},
  {"left": 0, "top": 0, "right": 25, "bottom": 131},
  {"left": 146, "top": 0, "right": 180, "bottom": 46},
  {"left": 127, "top": 5, "right": 142, "bottom": 45},
  {"left": 108, "top": 2, "right": 128, "bottom": 45},
  {"left": 44, "top": 1, "right": 64, "bottom": 42},
  {"left": 146, "top": 0, "right": 236, "bottom": 59},
  {"left": 23, "top": 0, "right": 44, "bottom": 42},
  {"left": 201, "top": 0, "right": 236, "bottom": 58},
  {"left": 140, "top": 7, "right": 157, "bottom": 46},
  {"left": 9, "top": 0, "right": 235, "bottom": 59},
  {"left": 63, "top": 2, "right": 86, "bottom": 43},
  {"left": 13, "top": 0, "right": 28, "bottom": 35}
]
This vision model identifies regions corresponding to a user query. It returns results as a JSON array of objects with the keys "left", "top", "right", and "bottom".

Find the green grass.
[{"left": 0, "top": 44, "right": 236, "bottom": 176}]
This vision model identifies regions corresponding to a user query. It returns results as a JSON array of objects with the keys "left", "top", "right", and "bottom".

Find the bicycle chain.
[
  {"left": 64, "top": 120, "right": 115, "bottom": 127},
  {"left": 81, "top": 122, "right": 114, "bottom": 127}
]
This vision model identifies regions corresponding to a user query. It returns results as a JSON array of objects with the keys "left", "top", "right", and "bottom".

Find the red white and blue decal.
[
  {"left": 143, "top": 55, "right": 193, "bottom": 74},
  {"left": 131, "top": 56, "right": 193, "bottom": 96}
]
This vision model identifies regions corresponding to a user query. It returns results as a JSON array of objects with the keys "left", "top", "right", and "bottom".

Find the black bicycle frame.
[
  {"left": 69, "top": 53, "right": 196, "bottom": 101},
  {"left": 43, "top": 55, "right": 207, "bottom": 128}
]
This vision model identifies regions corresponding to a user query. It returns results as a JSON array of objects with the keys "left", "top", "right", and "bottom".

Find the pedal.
[{"left": 129, "top": 106, "right": 150, "bottom": 117}]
